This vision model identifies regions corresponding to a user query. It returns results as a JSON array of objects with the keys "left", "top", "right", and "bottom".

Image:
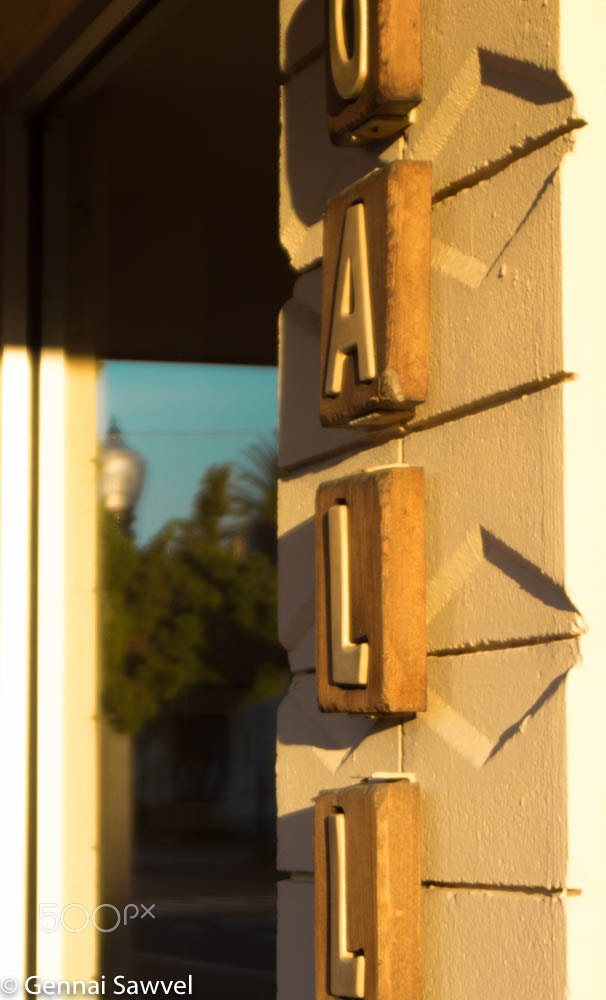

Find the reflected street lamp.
[{"left": 100, "top": 420, "right": 145, "bottom": 537}]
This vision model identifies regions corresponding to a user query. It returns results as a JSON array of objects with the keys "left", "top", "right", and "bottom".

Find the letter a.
[{"left": 324, "top": 202, "right": 376, "bottom": 397}]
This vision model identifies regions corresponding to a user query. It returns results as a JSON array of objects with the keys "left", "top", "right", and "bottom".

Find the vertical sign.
[{"left": 313, "top": 6, "right": 428, "bottom": 999}]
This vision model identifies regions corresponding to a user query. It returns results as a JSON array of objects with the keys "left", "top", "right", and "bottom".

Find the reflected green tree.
[{"left": 101, "top": 449, "right": 286, "bottom": 733}]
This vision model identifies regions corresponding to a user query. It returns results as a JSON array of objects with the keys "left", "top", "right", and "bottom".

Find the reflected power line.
[{"left": 124, "top": 428, "right": 275, "bottom": 437}]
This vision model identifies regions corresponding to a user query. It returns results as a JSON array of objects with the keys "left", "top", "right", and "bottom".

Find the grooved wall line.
[
  {"left": 431, "top": 118, "right": 586, "bottom": 205},
  {"left": 278, "top": 372, "right": 577, "bottom": 476}
]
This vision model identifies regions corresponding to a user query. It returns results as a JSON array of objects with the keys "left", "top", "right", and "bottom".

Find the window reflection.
[{"left": 98, "top": 362, "right": 285, "bottom": 996}]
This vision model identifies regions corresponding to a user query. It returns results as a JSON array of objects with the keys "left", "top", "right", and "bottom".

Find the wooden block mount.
[
  {"left": 315, "top": 780, "right": 422, "bottom": 1000},
  {"left": 326, "top": 0, "right": 423, "bottom": 146},
  {"left": 315, "top": 466, "right": 426, "bottom": 714},
  {"left": 320, "top": 161, "right": 431, "bottom": 430}
]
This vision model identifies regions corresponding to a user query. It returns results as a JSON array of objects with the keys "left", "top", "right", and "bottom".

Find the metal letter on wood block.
[
  {"left": 316, "top": 467, "right": 426, "bottom": 714},
  {"left": 320, "top": 161, "right": 430, "bottom": 430},
  {"left": 315, "top": 780, "right": 422, "bottom": 1000},
  {"left": 326, "top": 0, "right": 422, "bottom": 145}
]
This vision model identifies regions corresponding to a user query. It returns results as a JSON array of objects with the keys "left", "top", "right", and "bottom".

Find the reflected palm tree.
[{"left": 231, "top": 434, "right": 278, "bottom": 563}]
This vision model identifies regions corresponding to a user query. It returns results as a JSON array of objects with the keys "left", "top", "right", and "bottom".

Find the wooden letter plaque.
[
  {"left": 315, "top": 780, "right": 422, "bottom": 1000},
  {"left": 326, "top": 0, "right": 423, "bottom": 145},
  {"left": 320, "top": 161, "right": 430, "bottom": 430},
  {"left": 315, "top": 467, "right": 426, "bottom": 714}
]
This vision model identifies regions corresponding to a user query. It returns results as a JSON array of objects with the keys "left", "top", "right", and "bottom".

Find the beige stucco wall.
[{"left": 277, "top": 0, "right": 606, "bottom": 996}]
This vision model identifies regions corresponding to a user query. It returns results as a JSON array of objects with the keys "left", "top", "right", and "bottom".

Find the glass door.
[{"left": 38, "top": 0, "right": 291, "bottom": 991}]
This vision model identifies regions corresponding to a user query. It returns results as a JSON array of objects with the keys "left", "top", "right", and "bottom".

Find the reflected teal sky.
[{"left": 99, "top": 362, "right": 278, "bottom": 543}]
